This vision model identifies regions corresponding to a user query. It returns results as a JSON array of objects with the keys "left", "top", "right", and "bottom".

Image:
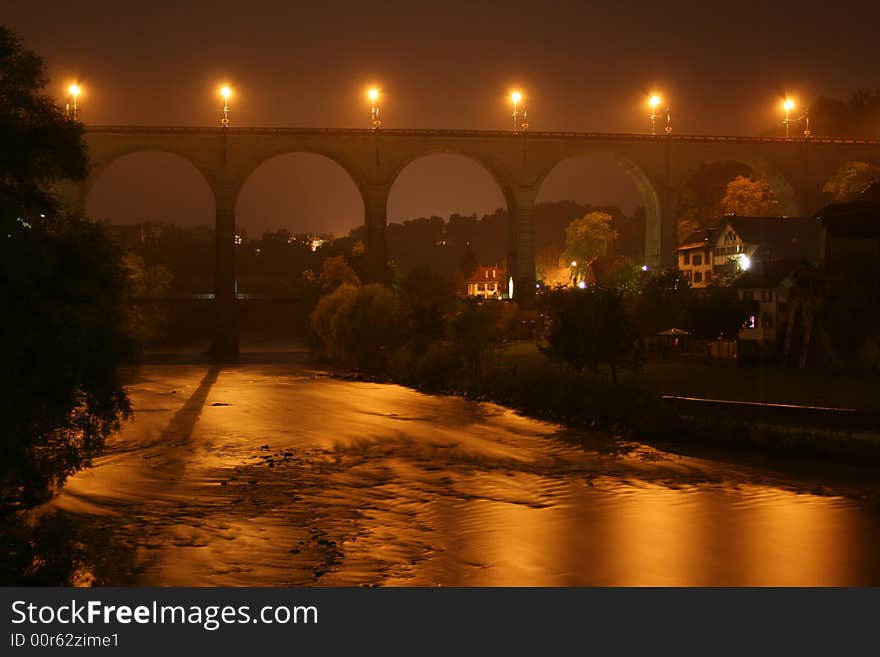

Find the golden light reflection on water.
[{"left": 44, "top": 365, "right": 880, "bottom": 587}]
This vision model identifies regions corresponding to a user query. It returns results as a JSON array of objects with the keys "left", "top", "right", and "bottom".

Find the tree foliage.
[
  {"left": 0, "top": 26, "right": 135, "bottom": 511},
  {"left": 0, "top": 27, "right": 87, "bottom": 225},
  {"left": 563, "top": 211, "right": 618, "bottom": 274},
  {"left": 539, "top": 286, "right": 643, "bottom": 382},
  {"left": 316, "top": 255, "right": 360, "bottom": 294},
  {"left": 675, "top": 161, "right": 752, "bottom": 243},
  {"left": 310, "top": 283, "right": 404, "bottom": 371},
  {"left": 448, "top": 302, "right": 502, "bottom": 384},
  {"left": 822, "top": 161, "right": 880, "bottom": 202},
  {"left": 629, "top": 269, "right": 694, "bottom": 336},
  {"left": 808, "top": 90, "right": 880, "bottom": 138},
  {"left": 721, "top": 176, "right": 781, "bottom": 216}
]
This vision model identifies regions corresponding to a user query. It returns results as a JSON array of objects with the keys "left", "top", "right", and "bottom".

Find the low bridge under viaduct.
[{"left": 60, "top": 126, "right": 880, "bottom": 360}]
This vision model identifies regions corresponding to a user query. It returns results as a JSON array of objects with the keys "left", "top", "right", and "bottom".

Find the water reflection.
[{"left": 8, "top": 364, "right": 880, "bottom": 586}]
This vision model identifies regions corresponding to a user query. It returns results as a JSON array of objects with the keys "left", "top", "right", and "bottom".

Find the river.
[{"left": 40, "top": 359, "right": 880, "bottom": 586}]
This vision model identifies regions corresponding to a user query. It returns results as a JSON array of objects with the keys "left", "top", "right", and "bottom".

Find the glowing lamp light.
[
  {"left": 642, "top": 265, "right": 649, "bottom": 271},
  {"left": 570, "top": 260, "right": 578, "bottom": 267},
  {"left": 68, "top": 83, "right": 81, "bottom": 97},
  {"left": 220, "top": 86, "right": 232, "bottom": 100},
  {"left": 649, "top": 94, "right": 661, "bottom": 109},
  {"left": 783, "top": 98, "right": 795, "bottom": 112},
  {"left": 511, "top": 91, "right": 522, "bottom": 104},
  {"left": 368, "top": 88, "right": 379, "bottom": 102},
  {"left": 577, "top": 281, "right": 587, "bottom": 289},
  {"left": 738, "top": 254, "right": 751, "bottom": 271}
]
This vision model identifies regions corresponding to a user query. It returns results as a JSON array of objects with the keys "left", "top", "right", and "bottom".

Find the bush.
[{"left": 311, "top": 283, "right": 405, "bottom": 371}]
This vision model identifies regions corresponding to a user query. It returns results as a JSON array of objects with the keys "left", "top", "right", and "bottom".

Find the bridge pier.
[
  {"left": 508, "top": 185, "right": 538, "bottom": 307},
  {"left": 210, "top": 189, "right": 239, "bottom": 362},
  {"left": 363, "top": 183, "right": 391, "bottom": 282}
]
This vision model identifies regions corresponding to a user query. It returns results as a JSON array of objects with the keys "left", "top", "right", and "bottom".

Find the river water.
[{"left": 42, "top": 361, "right": 880, "bottom": 586}]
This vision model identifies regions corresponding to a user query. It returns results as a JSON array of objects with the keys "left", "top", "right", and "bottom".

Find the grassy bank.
[
  {"left": 499, "top": 342, "right": 880, "bottom": 411},
  {"left": 384, "top": 341, "right": 880, "bottom": 464}
]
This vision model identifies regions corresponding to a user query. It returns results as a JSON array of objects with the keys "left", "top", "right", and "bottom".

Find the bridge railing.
[{"left": 84, "top": 125, "right": 880, "bottom": 146}]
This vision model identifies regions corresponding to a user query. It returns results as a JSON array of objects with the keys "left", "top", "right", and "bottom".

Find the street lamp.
[
  {"left": 649, "top": 95, "right": 672, "bottom": 135},
  {"left": 67, "top": 83, "right": 80, "bottom": 120},
  {"left": 781, "top": 98, "right": 810, "bottom": 139},
  {"left": 368, "top": 88, "right": 380, "bottom": 129},
  {"left": 783, "top": 98, "right": 795, "bottom": 138},
  {"left": 220, "top": 86, "right": 232, "bottom": 126},
  {"left": 511, "top": 91, "right": 527, "bottom": 132}
]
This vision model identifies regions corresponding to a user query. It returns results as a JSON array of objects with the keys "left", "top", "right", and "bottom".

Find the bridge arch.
[
  {"left": 534, "top": 151, "right": 662, "bottom": 269},
  {"left": 682, "top": 157, "right": 800, "bottom": 217},
  {"left": 385, "top": 152, "right": 513, "bottom": 279},
  {"left": 84, "top": 149, "right": 217, "bottom": 227},
  {"left": 386, "top": 150, "right": 515, "bottom": 213},
  {"left": 233, "top": 151, "right": 366, "bottom": 238},
  {"left": 232, "top": 148, "right": 367, "bottom": 207}
]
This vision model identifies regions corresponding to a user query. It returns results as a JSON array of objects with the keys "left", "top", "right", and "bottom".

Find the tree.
[
  {"left": 808, "top": 91, "right": 880, "bottom": 138},
  {"left": 823, "top": 161, "right": 880, "bottom": 202},
  {"left": 539, "top": 286, "right": 643, "bottom": 383},
  {"left": 563, "top": 211, "right": 619, "bottom": 278},
  {"left": 317, "top": 255, "right": 360, "bottom": 294},
  {"left": 459, "top": 244, "right": 479, "bottom": 279},
  {"left": 629, "top": 269, "right": 693, "bottom": 336},
  {"left": 676, "top": 161, "right": 752, "bottom": 243},
  {"left": 122, "top": 252, "right": 174, "bottom": 345},
  {"left": 448, "top": 302, "right": 502, "bottom": 385},
  {"left": 310, "top": 283, "right": 404, "bottom": 371},
  {"left": 0, "top": 28, "right": 87, "bottom": 226},
  {"left": 721, "top": 176, "right": 780, "bottom": 216},
  {"left": 689, "top": 284, "right": 750, "bottom": 340},
  {"left": 1, "top": 27, "right": 135, "bottom": 511}
]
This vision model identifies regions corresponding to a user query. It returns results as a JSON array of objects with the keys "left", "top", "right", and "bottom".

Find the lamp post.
[
  {"left": 511, "top": 92, "right": 527, "bottom": 132},
  {"left": 369, "top": 88, "right": 380, "bottom": 129},
  {"left": 649, "top": 95, "right": 661, "bottom": 135},
  {"left": 220, "top": 86, "right": 231, "bottom": 127},
  {"left": 67, "top": 83, "right": 80, "bottom": 120},
  {"left": 783, "top": 98, "right": 794, "bottom": 138},
  {"left": 781, "top": 99, "right": 811, "bottom": 139}
]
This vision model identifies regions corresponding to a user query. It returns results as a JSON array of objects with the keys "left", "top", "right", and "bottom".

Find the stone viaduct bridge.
[{"left": 61, "top": 126, "right": 880, "bottom": 360}]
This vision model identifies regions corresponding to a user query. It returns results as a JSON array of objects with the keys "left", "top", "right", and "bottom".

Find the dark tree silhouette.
[
  {"left": 0, "top": 26, "right": 135, "bottom": 511},
  {"left": 539, "top": 286, "right": 643, "bottom": 383}
]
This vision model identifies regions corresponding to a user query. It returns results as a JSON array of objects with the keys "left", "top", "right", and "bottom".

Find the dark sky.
[{"left": 7, "top": 1, "right": 880, "bottom": 235}]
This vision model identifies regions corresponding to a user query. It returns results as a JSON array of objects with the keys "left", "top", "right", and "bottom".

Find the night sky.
[{"left": 6, "top": 1, "right": 879, "bottom": 236}]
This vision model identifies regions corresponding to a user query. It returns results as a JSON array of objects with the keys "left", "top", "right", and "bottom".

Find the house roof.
[
  {"left": 733, "top": 259, "right": 809, "bottom": 290},
  {"left": 719, "top": 216, "right": 822, "bottom": 261},
  {"left": 656, "top": 328, "right": 691, "bottom": 336},
  {"left": 677, "top": 227, "right": 717, "bottom": 250},
  {"left": 467, "top": 265, "right": 506, "bottom": 284},
  {"left": 815, "top": 182, "right": 880, "bottom": 236}
]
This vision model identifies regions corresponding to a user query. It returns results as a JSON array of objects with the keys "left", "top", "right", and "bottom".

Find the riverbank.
[{"left": 350, "top": 341, "right": 880, "bottom": 465}]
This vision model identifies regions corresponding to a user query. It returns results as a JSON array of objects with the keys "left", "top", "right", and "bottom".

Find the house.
[
  {"left": 676, "top": 216, "right": 822, "bottom": 286},
  {"left": 813, "top": 182, "right": 880, "bottom": 364},
  {"left": 816, "top": 181, "right": 880, "bottom": 268},
  {"left": 735, "top": 259, "right": 810, "bottom": 345},
  {"left": 676, "top": 228, "right": 716, "bottom": 287},
  {"left": 467, "top": 265, "right": 507, "bottom": 299},
  {"left": 712, "top": 215, "right": 822, "bottom": 276}
]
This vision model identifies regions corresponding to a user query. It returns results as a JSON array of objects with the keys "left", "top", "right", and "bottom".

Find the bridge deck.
[{"left": 84, "top": 125, "right": 880, "bottom": 146}]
